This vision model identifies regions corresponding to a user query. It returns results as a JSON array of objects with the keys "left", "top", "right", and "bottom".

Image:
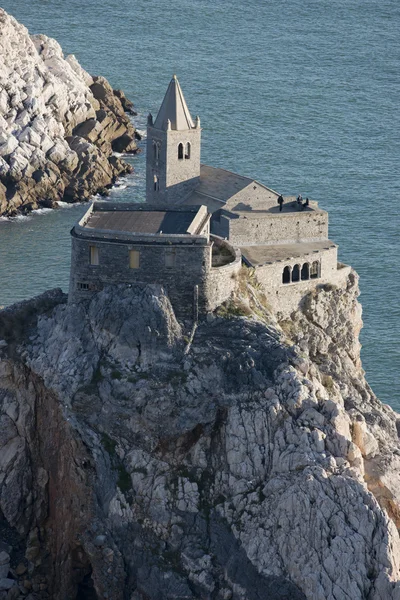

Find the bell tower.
[{"left": 146, "top": 75, "right": 201, "bottom": 205}]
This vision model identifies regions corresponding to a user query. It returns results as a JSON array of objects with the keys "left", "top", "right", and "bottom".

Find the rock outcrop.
[
  {"left": 0, "top": 9, "right": 139, "bottom": 216},
  {"left": 0, "top": 271, "right": 400, "bottom": 599}
]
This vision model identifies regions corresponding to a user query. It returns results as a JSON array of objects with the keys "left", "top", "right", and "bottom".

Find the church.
[{"left": 68, "top": 76, "right": 350, "bottom": 318}]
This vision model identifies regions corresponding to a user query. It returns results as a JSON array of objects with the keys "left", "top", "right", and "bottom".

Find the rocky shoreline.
[{"left": 0, "top": 9, "right": 139, "bottom": 217}]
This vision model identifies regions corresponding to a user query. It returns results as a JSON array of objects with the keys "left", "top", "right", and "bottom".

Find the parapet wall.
[
  {"left": 206, "top": 237, "right": 242, "bottom": 312},
  {"left": 225, "top": 211, "right": 329, "bottom": 246},
  {"left": 254, "top": 245, "right": 351, "bottom": 317}
]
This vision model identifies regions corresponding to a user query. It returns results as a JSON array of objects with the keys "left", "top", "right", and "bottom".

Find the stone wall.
[
  {"left": 69, "top": 235, "right": 211, "bottom": 318},
  {"left": 211, "top": 211, "right": 231, "bottom": 239},
  {"left": 146, "top": 127, "right": 167, "bottom": 205},
  {"left": 224, "top": 181, "right": 278, "bottom": 211},
  {"left": 253, "top": 246, "right": 352, "bottom": 317},
  {"left": 146, "top": 125, "right": 201, "bottom": 205},
  {"left": 69, "top": 233, "right": 241, "bottom": 319},
  {"left": 206, "top": 238, "right": 242, "bottom": 311},
  {"left": 226, "top": 211, "right": 329, "bottom": 246}
]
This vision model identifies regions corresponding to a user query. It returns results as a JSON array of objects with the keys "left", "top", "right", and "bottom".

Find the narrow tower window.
[
  {"left": 185, "top": 142, "right": 191, "bottom": 159},
  {"left": 153, "top": 142, "right": 160, "bottom": 161},
  {"left": 178, "top": 143, "right": 184, "bottom": 160},
  {"left": 154, "top": 174, "right": 159, "bottom": 191},
  {"left": 89, "top": 246, "right": 99, "bottom": 266}
]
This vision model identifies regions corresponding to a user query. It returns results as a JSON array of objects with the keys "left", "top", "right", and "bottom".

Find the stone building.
[
  {"left": 69, "top": 202, "right": 241, "bottom": 317},
  {"left": 144, "top": 75, "right": 350, "bottom": 315},
  {"left": 69, "top": 75, "right": 349, "bottom": 318}
]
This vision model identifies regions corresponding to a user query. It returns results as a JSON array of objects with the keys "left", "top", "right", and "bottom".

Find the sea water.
[{"left": 0, "top": 0, "right": 399, "bottom": 408}]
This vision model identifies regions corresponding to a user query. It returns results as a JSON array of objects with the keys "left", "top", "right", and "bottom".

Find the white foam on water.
[
  {"left": 56, "top": 200, "right": 86, "bottom": 209},
  {"left": 111, "top": 184, "right": 128, "bottom": 192},
  {"left": 9, "top": 214, "right": 31, "bottom": 222},
  {"left": 32, "top": 207, "right": 53, "bottom": 215}
]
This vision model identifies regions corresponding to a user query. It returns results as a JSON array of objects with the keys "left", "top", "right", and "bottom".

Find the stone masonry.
[
  {"left": 69, "top": 202, "right": 241, "bottom": 318},
  {"left": 69, "top": 75, "right": 348, "bottom": 318}
]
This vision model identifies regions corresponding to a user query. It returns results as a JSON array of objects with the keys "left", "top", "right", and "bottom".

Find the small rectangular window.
[
  {"left": 77, "top": 282, "right": 90, "bottom": 290},
  {"left": 129, "top": 250, "right": 140, "bottom": 269},
  {"left": 165, "top": 248, "right": 176, "bottom": 268},
  {"left": 90, "top": 246, "right": 99, "bottom": 266}
]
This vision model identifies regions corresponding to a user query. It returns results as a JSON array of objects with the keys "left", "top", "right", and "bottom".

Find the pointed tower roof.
[{"left": 154, "top": 75, "right": 195, "bottom": 131}]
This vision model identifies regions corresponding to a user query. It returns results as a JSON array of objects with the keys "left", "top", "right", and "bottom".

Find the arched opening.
[
  {"left": 153, "top": 174, "right": 159, "bottom": 191},
  {"left": 292, "top": 264, "right": 300, "bottom": 282},
  {"left": 185, "top": 142, "right": 191, "bottom": 159},
  {"left": 310, "top": 261, "right": 319, "bottom": 279},
  {"left": 301, "top": 263, "right": 310, "bottom": 280},
  {"left": 282, "top": 266, "right": 291, "bottom": 284},
  {"left": 153, "top": 142, "right": 160, "bottom": 161},
  {"left": 178, "top": 143, "right": 184, "bottom": 160}
]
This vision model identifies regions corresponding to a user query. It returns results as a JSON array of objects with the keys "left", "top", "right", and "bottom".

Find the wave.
[
  {"left": 56, "top": 201, "right": 86, "bottom": 209},
  {"left": 6, "top": 214, "right": 32, "bottom": 222},
  {"left": 32, "top": 207, "right": 53, "bottom": 215},
  {"left": 111, "top": 184, "right": 128, "bottom": 192}
]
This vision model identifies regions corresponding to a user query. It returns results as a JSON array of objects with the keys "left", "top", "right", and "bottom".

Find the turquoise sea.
[{"left": 0, "top": 0, "right": 399, "bottom": 408}]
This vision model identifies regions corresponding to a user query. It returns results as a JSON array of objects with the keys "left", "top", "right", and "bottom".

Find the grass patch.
[
  {"left": 321, "top": 283, "right": 338, "bottom": 292},
  {"left": 322, "top": 374, "right": 335, "bottom": 391},
  {"left": 216, "top": 299, "right": 252, "bottom": 319},
  {"left": 279, "top": 319, "right": 297, "bottom": 340}
]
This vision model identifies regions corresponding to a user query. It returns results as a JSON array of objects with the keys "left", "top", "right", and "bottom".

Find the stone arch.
[
  {"left": 310, "top": 260, "right": 320, "bottom": 279},
  {"left": 292, "top": 264, "right": 300, "bottom": 282},
  {"left": 301, "top": 263, "right": 310, "bottom": 281},
  {"left": 178, "top": 143, "right": 184, "bottom": 160},
  {"left": 282, "top": 266, "right": 291, "bottom": 284},
  {"left": 185, "top": 142, "right": 191, "bottom": 159}
]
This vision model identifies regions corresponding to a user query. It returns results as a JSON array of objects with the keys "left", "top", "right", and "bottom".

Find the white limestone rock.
[
  {"left": 0, "top": 275, "right": 400, "bottom": 599},
  {"left": 0, "top": 9, "right": 137, "bottom": 216}
]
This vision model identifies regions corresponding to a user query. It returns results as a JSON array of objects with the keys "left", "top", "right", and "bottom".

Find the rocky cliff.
[
  {"left": 0, "top": 271, "right": 399, "bottom": 600},
  {"left": 0, "top": 9, "right": 139, "bottom": 216}
]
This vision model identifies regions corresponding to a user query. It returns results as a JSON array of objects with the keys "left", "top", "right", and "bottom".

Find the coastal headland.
[
  {"left": 0, "top": 9, "right": 139, "bottom": 216},
  {"left": 0, "top": 8, "right": 399, "bottom": 600}
]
